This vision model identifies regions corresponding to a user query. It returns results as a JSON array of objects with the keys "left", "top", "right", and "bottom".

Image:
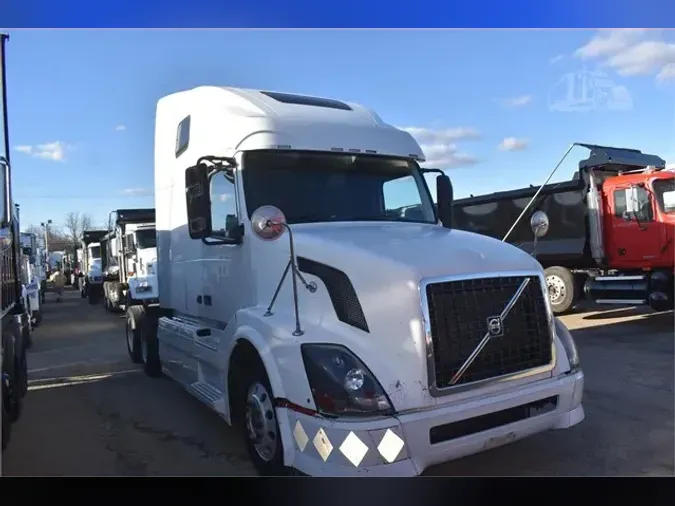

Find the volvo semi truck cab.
[{"left": 131, "top": 86, "right": 585, "bottom": 477}]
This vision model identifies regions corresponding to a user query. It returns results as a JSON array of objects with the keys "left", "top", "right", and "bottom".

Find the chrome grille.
[{"left": 425, "top": 275, "right": 553, "bottom": 389}]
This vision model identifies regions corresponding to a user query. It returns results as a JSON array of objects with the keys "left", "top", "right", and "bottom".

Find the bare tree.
[{"left": 63, "top": 211, "right": 94, "bottom": 248}]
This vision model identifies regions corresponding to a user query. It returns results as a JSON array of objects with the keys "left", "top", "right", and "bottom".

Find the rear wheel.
[
  {"left": 544, "top": 266, "right": 576, "bottom": 315},
  {"left": 141, "top": 311, "right": 162, "bottom": 377},
  {"left": 1, "top": 380, "right": 11, "bottom": 451},
  {"left": 126, "top": 305, "right": 145, "bottom": 364}
]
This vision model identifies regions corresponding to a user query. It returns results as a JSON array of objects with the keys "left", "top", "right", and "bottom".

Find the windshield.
[
  {"left": 89, "top": 245, "right": 101, "bottom": 259},
  {"left": 135, "top": 228, "right": 157, "bottom": 249},
  {"left": 241, "top": 151, "right": 436, "bottom": 225},
  {"left": 653, "top": 178, "right": 675, "bottom": 213}
]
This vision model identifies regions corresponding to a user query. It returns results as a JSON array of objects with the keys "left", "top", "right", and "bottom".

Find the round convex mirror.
[
  {"left": 251, "top": 206, "right": 287, "bottom": 241},
  {"left": 530, "top": 210, "right": 550, "bottom": 238}
]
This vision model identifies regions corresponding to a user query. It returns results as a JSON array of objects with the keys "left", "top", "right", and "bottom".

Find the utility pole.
[{"left": 41, "top": 219, "right": 52, "bottom": 261}]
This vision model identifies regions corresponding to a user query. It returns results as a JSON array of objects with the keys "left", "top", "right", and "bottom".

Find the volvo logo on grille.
[{"left": 486, "top": 315, "right": 504, "bottom": 337}]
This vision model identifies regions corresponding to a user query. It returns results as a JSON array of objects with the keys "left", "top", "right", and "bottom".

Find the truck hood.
[
  {"left": 284, "top": 222, "right": 545, "bottom": 411},
  {"left": 292, "top": 222, "right": 540, "bottom": 280}
]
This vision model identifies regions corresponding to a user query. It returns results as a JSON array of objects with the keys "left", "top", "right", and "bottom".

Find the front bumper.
[{"left": 280, "top": 370, "right": 584, "bottom": 476}]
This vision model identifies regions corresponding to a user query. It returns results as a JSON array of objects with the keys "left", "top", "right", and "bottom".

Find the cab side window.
[
  {"left": 210, "top": 173, "right": 239, "bottom": 239},
  {"left": 614, "top": 186, "right": 653, "bottom": 221}
]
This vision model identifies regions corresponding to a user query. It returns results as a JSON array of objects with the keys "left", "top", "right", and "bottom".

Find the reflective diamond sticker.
[
  {"left": 313, "top": 428, "right": 333, "bottom": 462},
  {"left": 293, "top": 420, "right": 309, "bottom": 452},
  {"left": 377, "top": 429, "right": 405, "bottom": 463},
  {"left": 339, "top": 431, "right": 369, "bottom": 467}
]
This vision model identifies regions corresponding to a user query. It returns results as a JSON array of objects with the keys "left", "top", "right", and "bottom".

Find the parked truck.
[
  {"left": 1, "top": 33, "right": 29, "bottom": 451},
  {"left": 102, "top": 208, "right": 158, "bottom": 312},
  {"left": 19, "top": 231, "right": 44, "bottom": 327},
  {"left": 126, "top": 86, "right": 585, "bottom": 476},
  {"left": 452, "top": 144, "right": 674, "bottom": 314},
  {"left": 78, "top": 229, "right": 106, "bottom": 304}
]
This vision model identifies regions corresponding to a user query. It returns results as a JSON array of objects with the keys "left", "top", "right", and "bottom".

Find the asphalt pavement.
[{"left": 1, "top": 289, "right": 673, "bottom": 476}]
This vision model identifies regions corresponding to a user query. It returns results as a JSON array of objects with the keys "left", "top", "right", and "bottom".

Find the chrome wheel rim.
[
  {"left": 546, "top": 274, "right": 566, "bottom": 305},
  {"left": 244, "top": 382, "right": 278, "bottom": 462}
]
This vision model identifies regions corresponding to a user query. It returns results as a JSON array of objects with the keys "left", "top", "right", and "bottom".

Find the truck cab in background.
[
  {"left": 79, "top": 230, "right": 106, "bottom": 304},
  {"left": 453, "top": 144, "right": 674, "bottom": 314},
  {"left": 19, "top": 231, "right": 44, "bottom": 328},
  {"left": 102, "top": 208, "right": 158, "bottom": 312},
  {"left": 132, "top": 86, "right": 585, "bottom": 477}
]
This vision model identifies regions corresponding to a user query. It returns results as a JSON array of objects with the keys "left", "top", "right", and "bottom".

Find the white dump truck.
[
  {"left": 128, "top": 86, "right": 585, "bottom": 477},
  {"left": 19, "top": 232, "right": 44, "bottom": 327},
  {"left": 102, "top": 208, "right": 158, "bottom": 312},
  {"left": 79, "top": 230, "right": 106, "bottom": 304}
]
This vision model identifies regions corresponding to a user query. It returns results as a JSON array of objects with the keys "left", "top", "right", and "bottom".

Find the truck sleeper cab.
[{"left": 139, "top": 87, "right": 584, "bottom": 477}]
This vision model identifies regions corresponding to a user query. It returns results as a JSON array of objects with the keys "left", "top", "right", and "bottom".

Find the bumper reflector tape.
[
  {"left": 339, "top": 431, "right": 369, "bottom": 467},
  {"left": 293, "top": 421, "right": 309, "bottom": 452},
  {"left": 377, "top": 428, "right": 405, "bottom": 463},
  {"left": 313, "top": 428, "right": 333, "bottom": 462}
]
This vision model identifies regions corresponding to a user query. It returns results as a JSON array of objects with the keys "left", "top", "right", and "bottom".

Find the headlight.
[
  {"left": 301, "top": 344, "right": 394, "bottom": 417},
  {"left": 554, "top": 317, "right": 580, "bottom": 371}
]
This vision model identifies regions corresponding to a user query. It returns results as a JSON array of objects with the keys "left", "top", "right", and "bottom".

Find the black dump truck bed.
[
  {"left": 81, "top": 230, "right": 107, "bottom": 245},
  {"left": 453, "top": 177, "right": 591, "bottom": 268},
  {"left": 115, "top": 208, "right": 155, "bottom": 225}
]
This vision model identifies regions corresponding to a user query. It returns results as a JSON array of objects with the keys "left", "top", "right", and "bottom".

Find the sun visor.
[{"left": 577, "top": 143, "right": 665, "bottom": 173}]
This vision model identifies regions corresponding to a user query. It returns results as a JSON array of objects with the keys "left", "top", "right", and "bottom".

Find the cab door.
[{"left": 604, "top": 183, "right": 661, "bottom": 268}]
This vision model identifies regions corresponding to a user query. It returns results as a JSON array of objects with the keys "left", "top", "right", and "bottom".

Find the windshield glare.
[
  {"left": 653, "top": 178, "right": 675, "bottom": 213},
  {"left": 241, "top": 151, "right": 436, "bottom": 225},
  {"left": 135, "top": 229, "right": 157, "bottom": 249}
]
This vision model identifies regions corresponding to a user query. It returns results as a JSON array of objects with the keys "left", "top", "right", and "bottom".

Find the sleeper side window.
[
  {"left": 175, "top": 115, "right": 190, "bottom": 158},
  {"left": 210, "top": 173, "right": 239, "bottom": 239}
]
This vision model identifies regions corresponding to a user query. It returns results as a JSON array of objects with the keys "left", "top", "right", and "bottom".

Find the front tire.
[
  {"left": 237, "top": 360, "right": 285, "bottom": 476},
  {"left": 544, "top": 266, "right": 577, "bottom": 315},
  {"left": 88, "top": 288, "right": 100, "bottom": 305},
  {"left": 1, "top": 381, "right": 11, "bottom": 451}
]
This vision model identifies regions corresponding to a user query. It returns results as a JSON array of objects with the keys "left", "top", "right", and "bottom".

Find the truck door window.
[
  {"left": 653, "top": 178, "right": 675, "bottom": 213},
  {"left": 614, "top": 186, "right": 653, "bottom": 221},
  {"left": 210, "top": 173, "right": 239, "bottom": 239}
]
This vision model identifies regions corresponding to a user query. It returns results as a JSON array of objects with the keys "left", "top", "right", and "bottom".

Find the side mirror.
[
  {"left": 621, "top": 210, "right": 632, "bottom": 222},
  {"left": 436, "top": 174, "right": 454, "bottom": 229},
  {"left": 185, "top": 164, "right": 213, "bottom": 239},
  {"left": 530, "top": 210, "right": 550, "bottom": 238}
]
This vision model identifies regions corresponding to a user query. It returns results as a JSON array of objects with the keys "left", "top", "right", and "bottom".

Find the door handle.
[{"left": 196, "top": 295, "right": 202, "bottom": 304}]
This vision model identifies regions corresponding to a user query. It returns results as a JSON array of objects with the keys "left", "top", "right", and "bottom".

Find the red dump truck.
[{"left": 452, "top": 144, "right": 674, "bottom": 314}]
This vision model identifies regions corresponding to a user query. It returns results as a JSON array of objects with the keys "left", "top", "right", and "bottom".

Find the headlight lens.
[
  {"left": 301, "top": 344, "right": 394, "bottom": 417},
  {"left": 554, "top": 317, "right": 580, "bottom": 370}
]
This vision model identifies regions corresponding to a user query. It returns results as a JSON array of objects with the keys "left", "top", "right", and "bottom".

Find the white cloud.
[
  {"left": 497, "top": 95, "right": 533, "bottom": 108},
  {"left": 122, "top": 188, "right": 153, "bottom": 196},
  {"left": 498, "top": 137, "right": 529, "bottom": 151},
  {"left": 574, "top": 29, "right": 675, "bottom": 82},
  {"left": 575, "top": 29, "right": 652, "bottom": 60},
  {"left": 550, "top": 54, "right": 565, "bottom": 64},
  {"left": 400, "top": 126, "right": 480, "bottom": 168},
  {"left": 115, "top": 124, "right": 126, "bottom": 131},
  {"left": 14, "top": 141, "right": 68, "bottom": 161},
  {"left": 657, "top": 63, "right": 675, "bottom": 83}
]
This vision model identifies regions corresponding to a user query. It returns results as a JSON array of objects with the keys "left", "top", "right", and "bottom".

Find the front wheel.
[
  {"left": 238, "top": 362, "right": 286, "bottom": 476},
  {"left": 126, "top": 306, "right": 145, "bottom": 364},
  {"left": 88, "top": 289, "right": 100, "bottom": 305},
  {"left": 1, "top": 382, "right": 11, "bottom": 451}
]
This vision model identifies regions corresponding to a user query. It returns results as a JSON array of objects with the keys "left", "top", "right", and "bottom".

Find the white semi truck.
[
  {"left": 102, "top": 208, "right": 158, "bottom": 312},
  {"left": 78, "top": 230, "right": 106, "bottom": 304},
  {"left": 128, "top": 86, "right": 585, "bottom": 476},
  {"left": 19, "top": 231, "right": 44, "bottom": 328}
]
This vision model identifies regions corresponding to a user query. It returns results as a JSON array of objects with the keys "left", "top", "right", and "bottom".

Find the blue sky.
[{"left": 2, "top": 29, "right": 674, "bottom": 231}]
